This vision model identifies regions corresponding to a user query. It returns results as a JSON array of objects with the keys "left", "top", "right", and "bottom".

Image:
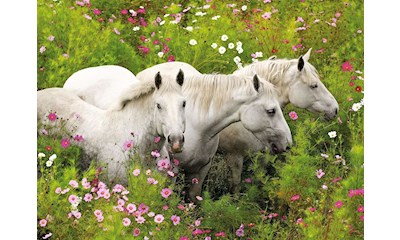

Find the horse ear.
[
  {"left": 176, "top": 69, "right": 184, "bottom": 86},
  {"left": 253, "top": 74, "right": 260, "bottom": 92},
  {"left": 303, "top": 48, "right": 312, "bottom": 61},
  {"left": 298, "top": 56, "right": 305, "bottom": 71},
  {"left": 155, "top": 72, "right": 162, "bottom": 89}
]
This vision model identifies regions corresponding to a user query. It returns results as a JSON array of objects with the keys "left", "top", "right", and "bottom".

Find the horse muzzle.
[{"left": 168, "top": 134, "right": 185, "bottom": 153}]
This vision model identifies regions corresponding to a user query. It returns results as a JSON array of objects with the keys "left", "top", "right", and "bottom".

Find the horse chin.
[{"left": 269, "top": 143, "right": 286, "bottom": 155}]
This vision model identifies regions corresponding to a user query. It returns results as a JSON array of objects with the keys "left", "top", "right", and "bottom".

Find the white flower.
[
  {"left": 255, "top": 51, "right": 263, "bottom": 58},
  {"left": 195, "top": 11, "right": 206, "bottom": 16},
  {"left": 357, "top": 76, "right": 364, "bottom": 80},
  {"left": 360, "top": 98, "right": 364, "bottom": 105},
  {"left": 189, "top": 39, "right": 198, "bottom": 45},
  {"left": 328, "top": 131, "right": 337, "bottom": 138},
  {"left": 38, "top": 153, "right": 46, "bottom": 159},
  {"left": 233, "top": 56, "right": 241, "bottom": 64},
  {"left": 49, "top": 154, "right": 57, "bottom": 161},
  {"left": 218, "top": 46, "right": 226, "bottom": 54},
  {"left": 221, "top": 34, "right": 228, "bottom": 41},
  {"left": 352, "top": 102, "right": 363, "bottom": 112},
  {"left": 211, "top": 15, "right": 221, "bottom": 20},
  {"left": 236, "top": 41, "right": 243, "bottom": 48},
  {"left": 157, "top": 52, "right": 164, "bottom": 58},
  {"left": 228, "top": 43, "right": 235, "bottom": 49},
  {"left": 192, "top": 19, "right": 197, "bottom": 23},
  {"left": 46, "top": 160, "right": 53, "bottom": 167},
  {"left": 184, "top": 26, "right": 193, "bottom": 32},
  {"left": 320, "top": 153, "right": 329, "bottom": 158},
  {"left": 241, "top": 5, "right": 247, "bottom": 11},
  {"left": 159, "top": 20, "right": 165, "bottom": 25},
  {"left": 322, "top": 184, "right": 328, "bottom": 190},
  {"left": 164, "top": 14, "right": 170, "bottom": 18},
  {"left": 211, "top": 43, "right": 218, "bottom": 49},
  {"left": 236, "top": 47, "right": 243, "bottom": 54},
  {"left": 132, "top": 26, "right": 140, "bottom": 31},
  {"left": 203, "top": 4, "right": 210, "bottom": 9},
  {"left": 355, "top": 70, "right": 363, "bottom": 74}
]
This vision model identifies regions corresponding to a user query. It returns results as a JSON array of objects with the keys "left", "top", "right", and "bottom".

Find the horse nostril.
[
  {"left": 182, "top": 135, "right": 185, "bottom": 143},
  {"left": 286, "top": 146, "right": 291, "bottom": 151},
  {"left": 168, "top": 135, "right": 171, "bottom": 143},
  {"left": 335, "top": 108, "right": 338, "bottom": 115}
]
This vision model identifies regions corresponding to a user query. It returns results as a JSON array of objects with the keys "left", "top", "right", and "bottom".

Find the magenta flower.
[
  {"left": 61, "top": 138, "right": 70, "bottom": 149},
  {"left": 84, "top": 193, "right": 93, "bottom": 202},
  {"left": 47, "top": 112, "right": 57, "bottom": 121},
  {"left": 236, "top": 224, "right": 245, "bottom": 237},
  {"left": 180, "top": 237, "right": 189, "bottom": 240},
  {"left": 137, "top": 8, "right": 146, "bottom": 14},
  {"left": 147, "top": 177, "right": 158, "bottom": 185},
  {"left": 154, "top": 214, "right": 164, "bottom": 223},
  {"left": 93, "top": 9, "right": 101, "bottom": 15},
  {"left": 335, "top": 200, "right": 343, "bottom": 208},
  {"left": 133, "top": 228, "right": 141, "bottom": 236},
  {"left": 154, "top": 136, "right": 161, "bottom": 143},
  {"left": 161, "top": 188, "right": 172, "bottom": 198},
  {"left": 39, "top": 219, "right": 47, "bottom": 227},
  {"left": 192, "top": 178, "right": 199, "bottom": 184},
  {"left": 122, "top": 218, "right": 131, "bottom": 226},
  {"left": 315, "top": 169, "right": 325, "bottom": 179},
  {"left": 173, "top": 159, "right": 180, "bottom": 166},
  {"left": 177, "top": 204, "right": 185, "bottom": 210},
  {"left": 121, "top": 9, "right": 128, "bottom": 15},
  {"left": 357, "top": 206, "right": 364, "bottom": 213},
  {"left": 215, "top": 232, "right": 226, "bottom": 237},
  {"left": 290, "top": 194, "right": 300, "bottom": 201},
  {"left": 341, "top": 61, "right": 353, "bottom": 72},
  {"left": 74, "top": 135, "right": 84, "bottom": 142},
  {"left": 168, "top": 55, "right": 175, "bottom": 62},
  {"left": 309, "top": 207, "right": 316, "bottom": 212},
  {"left": 245, "top": 178, "right": 253, "bottom": 183},
  {"left": 262, "top": 12, "right": 271, "bottom": 20},
  {"left": 267, "top": 213, "right": 278, "bottom": 218},
  {"left": 138, "top": 203, "right": 149, "bottom": 214},
  {"left": 289, "top": 111, "right": 298, "bottom": 120},
  {"left": 192, "top": 229, "right": 203, "bottom": 236},
  {"left": 171, "top": 215, "right": 181, "bottom": 225},
  {"left": 138, "top": 46, "right": 150, "bottom": 54},
  {"left": 360, "top": 215, "right": 364, "bottom": 221}
]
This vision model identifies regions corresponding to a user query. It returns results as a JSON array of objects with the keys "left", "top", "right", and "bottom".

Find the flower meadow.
[{"left": 37, "top": 0, "right": 364, "bottom": 239}]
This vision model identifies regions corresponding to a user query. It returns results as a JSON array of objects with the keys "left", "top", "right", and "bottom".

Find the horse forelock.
[{"left": 183, "top": 74, "right": 258, "bottom": 114}]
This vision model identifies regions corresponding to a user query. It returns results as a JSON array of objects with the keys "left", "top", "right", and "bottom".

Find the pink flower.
[
  {"left": 215, "top": 232, "right": 226, "bottom": 237},
  {"left": 136, "top": 216, "right": 145, "bottom": 224},
  {"left": 296, "top": 16, "right": 304, "bottom": 22},
  {"left": 342, "top": 61, "right": 353, "bottom": 72},
  {"left": 289, "top": 111, "right": 298, "bottom": 120},
  {"left": 97, "top": 215, "right": 104, "bottom": 222},
  {"left": 121, "top": 9, "right": 128, "bottom": 15},
  {"left": 61, "top": 138, "right": 70, "bottom": 149},
  {"left": 292, "top": 43, "right": 303, "bottom": 51},
  {"left": 127, "top": 203, "right": 137, "bottom": 213},
  {"left": 93, "top": 9, "right": 101, "bottom": 15},
  {"left": 244, "top": 178, "right": 252, "bottom": 183},
  {"left": 39, "top": 219, "right": 47, "bottom": 227},
  {"left": 316, "top": 169, "right": 325, "bottom": 179},
  {"left": 113, "top": 28, "right": 120, "bottom": 35},
  {"left": 180, "top": 237, "right": 189, "bottom": 240},
  {"left": 42, "top": 233, "right": 52, "bottom": 239},
  {"left": 138, "top": 203, "right": 149, "bottom": 214},
  {"left": 192, "top": 178, "right": 199, "bottom": 184},
  {"left": 123, "top": 139, "right": 134, "bottom": 151},
  {"left": 335, "top": 200, "right": 343, "bottom": 208},
  {"left": 133, "top": 228, "right": 141, "bottom": 236},
  {"left": 47, "top": 112, "right": 57, "bottom": 121},
  {"left": 48, "top": 35, "right": 55, "bottom": 41},
  {"left": 138, "top": 46, "right": 150, "bottom": 54},
  {"left": 94, "top": 210, "right": 103, "bottom": 217},
  {"left": 196, "top": 196, "right": 203, "bottom": 201},
  {"left": 235, "top": 224, "right": 245, "bottom": 237},
  {"left": 161, "top": 188, "right": 172, "bottom": 198},
  {"left": 177, "top": 204, "right": 185, "bottom": 210},
  {"left": 55, "top": 187, "right": 62, "bottom": 194},
  {"left": 154, "top": 214, "right": 164, "bottom": 223},
  {"left": 76, "top": 1, "right": 84, "bottom": 6},
  {"left": 335, "top": 12, "right": 341, "bottom": 18},
  {"left": 171, "top": 215, "right": 181, "bottom": 225},
  {"left": 309, "top": 207, "right": 316, "bottom": 212},
  {"left": 173, "top": 159, "right": 180, "bottom": 166},
  {"left": 322, "top": 184, "right": 328, "bottom": 190},
  {"left": 157, "top": 158, "right": 170, "bottom": 171},
  {"left": 68, "top": 195, "right": 78, "bottom": 204},
  {"left": 290, "top": 194, "right": 300, "bottom": 201},
  {"left": 154, "top": 136, "right": 161, "bottom": 143},
  {"left": 128, "top": 17, "right": 136, "bottom": 24},
  {"left": 74, "top": 135, "right": 84, "bottom": 142},
  {"left": 84, "top": 193, "right": 93, "bottom": 202},
  {"left": 262, "top": 12, "right": 271, "bottom": 20},
  {"left": 139, "top": 17, "right": 147, "bottom": 27},
  {"left": 267, "top": 213, "right": 278, "bottom": 218},
  {"left": 357, "top": 206, "right": 364, "bottom": 213},
  {"left": 39, "top": 46, "right": 46, "bottom": 54},
  {"left": 73, "top": 211, "right": 81, "bottom": 219},
  {"left": 332, "top": 177, "right": 342, "bottom": 183},
  {"left": 147, "top": 177, "right": 158, "bottom": 185},
  {"left": 322, "top": 38, "right": 327, "bottom": 43},
  {"left": 123, "top": 217, "right": 131, "bottom": 226},
  {"left": 137, "top": 8, "right": 146, "bottom": 14},
  {"left": 151, "top": 150, "right": 160, "bottom": 157},
  {"left": 84, "top": 14, "right": 92, "bottom": 20},
  {"left": 132, "top": 169, "right": 140, "bottom": 176},
  {"left": 360, "top": 215, "right": 364, "bottom": 221},
  {"left": 168, "top": 55, "right": 175, "bottom": 62},
  {"left": 192, "top": 229, "right": 203, "bottom": 236},
  {"left": 118, "top": 199, "right": 125, "bottom": 206}
]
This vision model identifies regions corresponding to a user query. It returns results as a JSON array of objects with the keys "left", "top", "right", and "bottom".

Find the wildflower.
[
  {"left": 291, "top": 194, "right": 300, "bottom": 201},
  {"left": 38, "top": 152, "right": 46, "bottom": 159},
  {"left": 228, "top": 43, "right": 235, "bottom": 49},
  {"left": 39, "top": 46, "right": 46, "bottom": 54},
  {"left": 135, "top": 216, "right": 145, "bottom": 224},
  {"left": 316, "top": 169, "right": 325, "bottom": 179},
  {"left": 147, "top": 178, "right": 158, "bottom": 185},
  {"left": 69, "top": 180, "right": 78, "bottom": 188},
  {"left": 177, "top": 204, "right": 185, "bottom": 210},
  {"left": 61, "top": 138, "right": 70, "bottom": 149},
  {"left": 157, "top": 158, "right": 170, "bottom": 170},
  {"left": 262, "top": 12, "right": 271, "bottom": 20},
  {"left": 161, "top": 188, "right": 172, "bottom": 198},
  {"left": 215, "top": 232, "right": 226, "bottom": 237},
  {"left": 154, "top": 214, "right": 164, "bottom": 223},
  {"left": 189, "top": 39, "right": 198, "bottom": 46},
  {"left": 335, "top": 200, "right": 343, "bottom": 208},
  {"left": 133, "top": 228, "right": 141, "bottom": 236},
  {"left": 171, "top": 215, "right": 181, "bottom": 225},
  {"left": 42, "top": 233, "right": 52, "bottom": 239},
  {"left": 237, "top": 47, "right": 244, "bottom": 54},
  {"left": 61, "top": 188, "right": 70, "bottom": 194},
  {"left": 267, "top": 213, "right": 278, "bottom": 218},
  {"left": 332, "top": 177, "right": 342, "bottom": 183},
  {"left": 39, "top": 219, "right": 47, "bottom": 227},
  {"left": 328, "top": 131, "right": 337, "bottom": 138},
  {"left": 236, "top": 224, "right": 245, "bottom": 237},
  {"left": 211, "top": 15, "right": 221, "bottom": 20},
  {"left": 138, "top": 46, "right": 150, "bottom": 54},
  {"left": 55, "top": 187, "right": 62, "bottom": 194},
  {"left": 196, "top": 196, "right": 203, "bottom": 201},
  {"left": 185, "top": 26, "right": 194, "bottom": 32},
  {"left": 233, "top": 56, "right": 241, "bottom": 64},
  {"left": 244, "top": 178, "right": 252, "bottom": 183},
  {"left": 84, "top": 14, "right": 92, "bottom": 20},
  {"left": 94, "top": 210, "right": 103, "bottom": 217},
  {"left": 221, "top": 34, "right": 228, "bottom": 41},
  {"left": 126, "top": 203, "right": 137, "bottom": 213},
  {"left": 123, "top": 218, "right": 131, "bottom": 226},
  {"left": 289, "top": 111, "right": 298, "bottom": 120},
  {"left": 139, "top": 203, "right": 149, "bottom": 214},
  {"left": 132, "top": 169, "right": 140, "bottom": 176},
  {"left": 342, "top": 61, "right": 353, "bottom": 71},
  {"left": 97, "top": 215, "right": 104, "bottom": 222},
  {"left": 241, "top": 5, "right": 247, "bottom": 11},
  {"left": 68, "top": 195, "right": 78, "bottom": 204},
  {"left": 321, "top": 153, "right": 329, "bottom": 158},
  {"left": 123, "top": 139, "right": 134, "bottom": 151},
  {"left": 72, "top": 211, "right": 81, "bottom": 219},
  {"left": 211, "top": 43, "right": 218, "bottom": 49},
  {"left": 133, "top": 26, "right": 140, "bottom": 31},
  {"left": 74, "top": 135, "right": 84, "bottom": 142},
  {"left": 322, "top": 184, "right": 328, "bottom": 190},
  {"left": 218, "top": 46, "right": 226, "bottom": 54},
  {"left": 121, "top": 9, "right": 128, "bottom": 15},
  {"left": 355, "top": 86, "right": 362, "bottom": 92},
  {"left": 360, "top": 215, "right": 364, "bottom": 221},
  {"left": 93, "top": 9, "right": 101, "bottom": 15},
  {"left": 167, "top": 55, "right": 175, "bottom": 62},
  {"left": 180, "top": 237, "right": 189, "bottom": 240},
  {"left": 296, "top": 16, "right": 304, "bottom": 22},
  {"left": 48, "top": 35, "right": 55, "bottom": 41},
  {"left": 309, "top": 207, "right": 316, "bottom": 212},
  {"left": 47, "top": 112, "right": 57, "bottom": 121},
  {"left": 151, "top": 150, "right": 160, "bottom": 158},
  {"left": 352, "top": 102, "right": 363, "bottom": 112},
  {"left": 357, "top": 206, "right": 364, "bottom": 213},
  {"left": 46, "top": 161, "right": 53, "bottom": 167},
  {"left": 84, "top": 193, "right": 93, "bottom": 202}
]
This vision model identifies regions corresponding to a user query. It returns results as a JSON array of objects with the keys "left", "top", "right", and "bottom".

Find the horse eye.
[
  {"left": 310, "top": 84, "right": 318, "bottom": 89},
  {"left": 156, "top": 103, "right": 162, "bottom": 110},
  {"left": 182, "top": 101, "right": 186, "bottom": 108},
  {"left": 266, "top": 109, "right": 276, "bottom": 115}
]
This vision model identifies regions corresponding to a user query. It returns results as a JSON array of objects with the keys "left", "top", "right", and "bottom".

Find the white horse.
[
  {"left": 38, "top": 72, "right": 186, "bottom": 183},
  {"left": 220, "top": 48, "right": 340, "bottom": 192},
  {"left": 136, "top": 65, "right": 292, "bottom": 201}
]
